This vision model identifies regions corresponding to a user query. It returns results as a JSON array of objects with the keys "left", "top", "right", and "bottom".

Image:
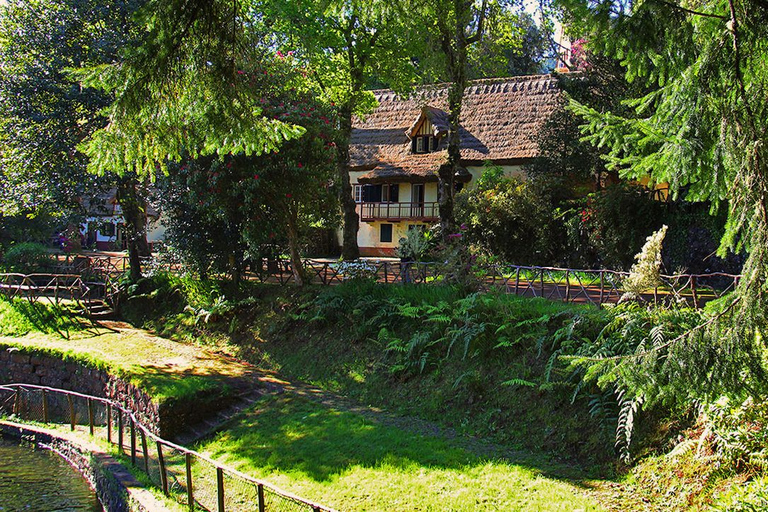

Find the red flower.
[
  {"left": 253, "top": 174, "right": 259, "bottom": 180},
  {"left": 297, "top": 162, "right": 303, "bottom": 168},
  {"left": 286, "top": 193, "right": 292, "bottom": 198}
]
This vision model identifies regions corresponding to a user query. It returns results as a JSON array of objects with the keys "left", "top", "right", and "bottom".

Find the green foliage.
[
  {"left": 396, "top": 227, "right": 438, "bottom": 261},
  {"left": 119, "top": 272, "right": 187, "bottom": 325},
  {"left": 456, "top": 165, "right": 559, "bottom": 264},
  {"left": 2, "top": 242, "right": 52, "bottom": 273},
  {"left": 306, "top": 282, "right": 605, "bottom": 380},
  {"left": 157, "top": 56, "right": 339, "bottom": 281},
  {"left": 708, "top": 396, "right": 768, "bottom": 472},
  {"left": 571, "top": 184, "right": 666, "bottom": 270},
  {"left": 74, "top": 0, "right": 307, "bottom": 179},
  {"left": 558, "top": 0, "right": 768, "bottom": 381},
  {"left": 0, "top": 0, "right": 125, "bottom": 217},
  {"left": 711, "top": 475, "right": 768, "bottom": 512}
]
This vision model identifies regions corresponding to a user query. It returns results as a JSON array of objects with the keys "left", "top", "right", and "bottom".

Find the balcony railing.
[{"left": 358, "top": 201, "right": 438, "bottom": 221}]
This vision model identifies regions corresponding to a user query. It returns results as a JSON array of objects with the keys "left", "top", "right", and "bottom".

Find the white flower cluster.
[{"left": 621, "top": 225, "right": 668, "bottom": 301}]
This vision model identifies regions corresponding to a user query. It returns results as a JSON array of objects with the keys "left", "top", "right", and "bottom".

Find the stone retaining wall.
[{"left": 0, "top": 346, "right": 203, "bottom": 438}]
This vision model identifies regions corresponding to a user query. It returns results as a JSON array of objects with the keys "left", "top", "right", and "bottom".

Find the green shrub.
[
  {"left": 708, "top": 396, "right": 768, "bottom": 471},
  {"left": 455, "top": 164, "right": 559, "bottom": 265},
  {"left": 569, "top": 184, "right": 666, "bottom": 270},
  {"left": 712, "top": 475, "right": 768, "bottom": 512},
  {"left": 2, "top": 242, "right": 52, "bottom": 273}
]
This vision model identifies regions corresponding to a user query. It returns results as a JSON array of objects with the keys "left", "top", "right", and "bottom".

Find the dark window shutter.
[
  {"left": 371, "top": 185, "right": 383, "bottom": 202},
  {"left": 390, "top": 184, "right": 399, "bottom": 203},
  {"left": 362, "top": 185, "right": 372, "bottom": 203},
  {"left": 411, "top": 138, "right": 417, "bottom": 153}
]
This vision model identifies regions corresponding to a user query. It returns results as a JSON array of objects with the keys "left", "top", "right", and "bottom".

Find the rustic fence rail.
[
  {"left": 0, "top": 383, "right": 336, "bottom": 512},
  {"left": 4, "top": 253, "right": 742, "bottom": 309},
  {"left": 239, "top": 259, "right": 739, "bottom": 308}
]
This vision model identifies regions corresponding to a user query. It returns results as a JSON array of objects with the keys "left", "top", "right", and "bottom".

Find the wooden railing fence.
[
  {"left": 0, "top": 384, "right": 336, "bottom": 512},
  {"left": 4, "top": 253, "right": 741, "bottom": 309}
]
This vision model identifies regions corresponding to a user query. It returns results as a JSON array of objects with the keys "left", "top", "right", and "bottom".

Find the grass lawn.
[
  {"left": 0, "top": 326, "right": 255, "bottom": 402},
  {"left": 197, "top": 395, "right": 603, "bottom": 511}
]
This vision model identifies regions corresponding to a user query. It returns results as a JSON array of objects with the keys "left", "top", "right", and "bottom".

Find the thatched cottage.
[{"left": 348, "top": 74, "right": 562, "bottom": 256}]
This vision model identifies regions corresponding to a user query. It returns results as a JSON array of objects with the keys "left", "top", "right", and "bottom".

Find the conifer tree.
[{"left": 556, "top": 0, "right": 768, "bottom": 397}]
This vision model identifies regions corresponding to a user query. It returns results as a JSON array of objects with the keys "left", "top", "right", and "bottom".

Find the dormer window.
[
  {"left": 407, "top": 105, "right": 448, "bottom": 155},
  {"left": 414, "top": 135, "right": 438, "bottom": 154}
]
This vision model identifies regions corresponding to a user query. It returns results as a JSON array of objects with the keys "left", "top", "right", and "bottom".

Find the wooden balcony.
[{"left": 358, "top": 202, "right": 439, "bottom": 222}]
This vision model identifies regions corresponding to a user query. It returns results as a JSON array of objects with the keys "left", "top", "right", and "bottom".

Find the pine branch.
[{"left": 573, "top": 295, "right": 741, "bottom": 363}]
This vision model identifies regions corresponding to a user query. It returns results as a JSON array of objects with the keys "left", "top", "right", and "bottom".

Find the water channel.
[{"left": 0, "top": 435, "right": 102, "bottom": 511}]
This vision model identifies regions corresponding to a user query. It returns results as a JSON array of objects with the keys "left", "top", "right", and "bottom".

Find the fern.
[{"left": 501, "top": 378, "right": 537, "bottom": 388}]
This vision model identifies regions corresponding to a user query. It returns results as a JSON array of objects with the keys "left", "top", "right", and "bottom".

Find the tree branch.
[
  {"left": 466, "top": 0, "right": 487, "bottom": 44},
  {"left": 651, "top": 0, "right": 728, "bottom": 20}
]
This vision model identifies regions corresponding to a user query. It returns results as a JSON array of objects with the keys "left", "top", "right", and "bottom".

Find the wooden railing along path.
[
  {"left": 240, "top": 259, "right": 740, "bottom": 308},
  {"left": 5, "top": 254, "right": 741, "bottom": 309},
  {"left": 0, "top": 384, "right": 336, "bottom": 512}
]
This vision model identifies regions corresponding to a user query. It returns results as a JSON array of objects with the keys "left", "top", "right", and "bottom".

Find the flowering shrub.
[{"left": 335, "top": 260, "right": 378, "bottom": 282}]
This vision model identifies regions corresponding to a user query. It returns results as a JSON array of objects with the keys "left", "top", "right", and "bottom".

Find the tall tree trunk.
[
  {"left": 438, "top": 25, "right": 470, "bottom": 239},
  {"left": 286, "top": 210, "right": 306, "bottom": 286},
  {"left": 116, "top": 176, "right": 150, "bottom": 282},
  {"left": 439, "top": 79, "right": 465, "bottom": 237},
  {"left": 435, "top": 0, "right": 480, "bottom": 241},
  {"left": 337, "top": 101, "right": 360, "bottom": 260}
]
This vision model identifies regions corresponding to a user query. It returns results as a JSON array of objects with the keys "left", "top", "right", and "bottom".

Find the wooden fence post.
[
  {"left": 141, "top": 430, "right": 149, "bottom": 474},
  {"left": 514, "top": 267, "right": 520, "bottom": 296},
  {"left": 599, "top": 271, "right": 605, "bottom": 305},
  {"left": 67, "top": 394, "right": 75, "bottom": 430},
  {"left": 257, "top": 483, "right": 266, "bottom": 512},
  {"left": 691, "top": 275, "right": 699, "bottom": 309},
  {"left": 156, "top": 441, "right": 169, "bottom": 495},
  {"left": 186, "top": 452, "right": 194, "bottom": 511},
  {"left": 107, "top": 404, "right": 112, "bottom": 444},
  {"left": 87, "top": 398, "right": 94, "bottom": 436},
  {"left": 42, "top": 389, "right": 49, "bottom": 423},
  {"left": 565, "top": 270, "right": 571, "bottom": 302},
  {"left": 217, "top": 467, "right": 225, "bottom": 512},
  {"left": 117, "top": 409, "right": 123, "bottom": 453},
  {"left": 130, "top": 417, "right": 136, "bottom": 466}
]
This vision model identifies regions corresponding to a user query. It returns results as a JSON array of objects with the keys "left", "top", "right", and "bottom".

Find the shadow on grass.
[
  {"left": 201, "top": 394, "right": 596, "bottom": 486},
  {"left": 0, "top": 296, "right": 91, "bottom": 339}
]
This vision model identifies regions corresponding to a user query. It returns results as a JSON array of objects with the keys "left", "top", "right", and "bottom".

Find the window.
[
  {"left": 361, "top": 184, "right": 399, "bottom": 203},
  {"left": 353, "top": 184, "right": 363, "bottom": 203},
  {"left": 380, "top": 223, "right": 393, "bottom": 243},
  {"left": 413, "top": 135, "right": 438, "bottom": 154},
  {"left": 100, "top": 221, "right": 116, "bottom": 237}
]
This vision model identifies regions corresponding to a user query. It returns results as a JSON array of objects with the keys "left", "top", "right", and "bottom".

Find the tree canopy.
[
  {"left": 76, "top": 0, "right": 306, "bottom": 179},
  {"left": 0, "top": 0, "right": 139, "bottom": 218}
]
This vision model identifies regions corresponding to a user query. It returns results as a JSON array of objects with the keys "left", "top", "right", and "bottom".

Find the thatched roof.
[{"left": 351, "top": 75, "right": 562, "bottom": 184}]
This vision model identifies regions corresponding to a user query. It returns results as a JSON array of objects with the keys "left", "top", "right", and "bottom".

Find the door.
[{"left": 411, "top": 184, "right": 425, "bottom": 218}]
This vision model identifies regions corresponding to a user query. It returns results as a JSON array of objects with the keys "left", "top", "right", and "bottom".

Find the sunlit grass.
[
  {"left": 197, "top": 395, "right": 603, "bottom": 511},
  {"left": 0, "top": 327, "right": 253, "bottom": 401}
]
